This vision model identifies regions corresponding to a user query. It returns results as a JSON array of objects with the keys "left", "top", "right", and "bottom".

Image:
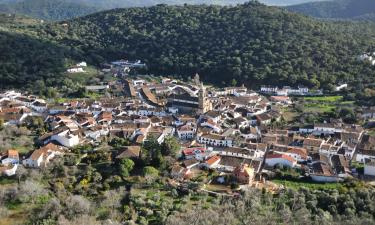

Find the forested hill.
[
  {"left": 1, "top": 2, "right": 375, "bottom": 95},
  {"left": 0, "top": 0, "right": 328, "bottom": 21},
  {"left": 286, "top": 0, "right": 375, "bottom": 20},
  {"left": 0, "top": 0, "right": 99, "bottom": 21},
  {"left": 0, "top": 0, "right": 250, "bottom": 20},
  {"left": 259, "top": 0, "right": 326, "bottom": 6},
  {"left": 47, "top": 3, "right": 375, "bottom": 89}
]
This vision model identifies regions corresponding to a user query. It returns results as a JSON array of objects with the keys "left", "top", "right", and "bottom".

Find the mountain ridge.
[
  {"left": 0, "top": 0, "right": 329, "bottom": 20},
  {"left": 0, "top": 2, "right": 374, "bottom": 104},
  {"left": 286, "top": 0, "right": 375, "bottom": 20}
]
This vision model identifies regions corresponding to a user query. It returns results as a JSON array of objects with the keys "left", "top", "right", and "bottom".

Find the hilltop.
[
  {"left": 0, "top": 0, "right": 249, "bottom": 20},
  {"left": 286, "top": 0, "right": 375, "bottom": 20},
  {"left": 0, "top": 0, "right": 329, "bottom": 21},
  {"left": 1, "top": 3, "right": 375, "bottom": 98},
  {"left": 0, "top": 0, "right": 99, "bottom": 21}
]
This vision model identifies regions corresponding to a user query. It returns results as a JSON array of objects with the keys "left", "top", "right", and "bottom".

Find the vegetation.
[
  {"left": 1, "top": 2, "right": 375, "bottom": 100},
  {"left": 287, "top": 0, "right": 375, "bottom": 20},
  {"left": 0, "top": 0, "right": 99, "bottom": 21},
  {"left": 0, "top": 125, "right": 35, "bottom": 153},
  {"left": 167, "top": 187, "right": 375, "bottom": 225}
]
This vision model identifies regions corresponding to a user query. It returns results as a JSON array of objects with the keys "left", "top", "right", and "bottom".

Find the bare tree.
[
  {"left": 38, "top": 197, "right": 62, "bottom": 220},
  {"left": 64, "top": 195, "right": 92, "bottom": 219},
  {"left": 18, "top": 179, "right": 47, "bottom": 203},
  {"left": 57, "top": 214, "right": 100, "bottom": 225}
]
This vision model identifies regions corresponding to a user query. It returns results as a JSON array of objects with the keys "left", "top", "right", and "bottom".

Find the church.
[{"left": 167, "top": 74, "right": 212, "bottom": 114}]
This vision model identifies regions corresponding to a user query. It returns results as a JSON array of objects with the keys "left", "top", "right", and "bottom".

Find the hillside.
[
  {"left": 259, "top": 0, "right": 326, "bottom": 6},
  {"left": 1, "top": 3, "right": 375, "bottom": 97},
  {"left": 0, "top": 0, "right": 330, "bottom": 21},
  {"left": 70, "top": 0, "right": 248, "bottom": 9},
  {"left": 286, "top": 0, "right": 375, "bottom": 20},
  {"left": 0, "top": 0, "right": 99, "bottom": 21},
  {"left": 0, "top": 0, "right": 251, "bottom": 20},
  {"left": 50, "top": 3, "right": 375, "bottom": 89}
]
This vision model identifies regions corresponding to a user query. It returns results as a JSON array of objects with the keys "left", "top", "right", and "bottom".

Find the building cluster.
[
  {"left": 67, "top": 61, "right": 87, "bottom": 73},
  {"left": 260, "top": 85, "right": 322, "bottom": 96},
  {"left": 358, "top": 52, "right": 375, "bottom": 66},
  {"left": 0, "top": 74, "right": 374, "bottom": 189}
]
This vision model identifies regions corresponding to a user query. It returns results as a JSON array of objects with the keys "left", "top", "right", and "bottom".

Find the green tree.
[
  {"left": 143, "top": 166, "right": 159, "bottom": 177},
  {"left": 142, "top": 135, "right": 164, "bottom": 167},
  {"left": 110, "top": 137, "right": 130, "bottom": 148},
  {"left": 161, "top": 136, "right": 180, "bottom": 157},
  {"left": 0, "top": 118, "right": 4, "bottom": 130},
  {"left": 119, "top": 158, "right": 135, "bottom": 178},
  {"left": 231, "top": 78, "right": 238, "bottom": 87}
]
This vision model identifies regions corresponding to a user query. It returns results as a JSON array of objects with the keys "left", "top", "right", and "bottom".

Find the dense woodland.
[
  {"left": 0, "top": 2, "right": 375, "bottom": 100},
  {"left": 0, "top": 0, "right": 250, "bottom": 20},
  {"left": 0, "top": 0, "right": 99, "bottom": 21},
  {"left": 286, "top": 0, "right": 375, "bottom": 20}
]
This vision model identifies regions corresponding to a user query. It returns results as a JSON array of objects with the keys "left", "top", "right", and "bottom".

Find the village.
[{"left": 0, "top": 61, "right": 375, "bottom": 194}]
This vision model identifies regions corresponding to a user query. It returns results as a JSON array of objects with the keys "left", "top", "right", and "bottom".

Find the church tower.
[{"left": 198, "top": 81, "right": 211, "bottom": 114}]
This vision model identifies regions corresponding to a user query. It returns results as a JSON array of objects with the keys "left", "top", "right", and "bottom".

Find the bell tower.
[{"left": 198, "top": 81, "right": 211, "bottom": 114}]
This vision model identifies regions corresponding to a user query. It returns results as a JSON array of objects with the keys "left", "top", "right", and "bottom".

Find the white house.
[
  {"left": 299, "top": 125, "right": 314, "bottom": 134},
  {"left": 76, "top": 61, "right": 87, "bottom": 67},
  {"left": 1, "top": 150, "right": 19, "bottom": 165},
  {"left": 240, "top": 126, "right": 260, "bottom": 140},
  {"left": 132, "top": 79, "right": 145, "bottom": 86},
  {"left": 335, "top": 84, "right": 348, "bottom": 91},
  {"left": 23, "top": 143, "right": 64, "bottom": 168},
  {"left": 197, "top": 133, "right": 233, "bottom": 147},
  {"left": 265, "top": 153, "right": 297, "bottom": 168},
  {"left": 354, "top": 135, "right": 375, "bottom": 163},
  {"left": 203, "top": 110, "right": 222, "bottom": 123},
  {"left": 31, "top": 101, "right": 48, "bottom": 112},
  {"left": 365, "top": 160, "right": 375, "bottom": 176},
  {"left": 200, "top": 120, "right": 222, "bottom": 133},
  {"left": 313, "top": 123, "right": 336, "bottom": 135},
  {"left": 84, "top": 126, "right": 109, "bottom": 140},
  {"left": 51, "top": 129, "right": 80, "bottom": 147},
  {"left": 182, "top": 147, "right": 209, "bottom": 161},
  {"left": 202, "top": 155, "right": 221, "bottom": 169},
  {"left": 310, "top": 162, "right": 340, "bottom": 183},
  {"left": 0, "top": 164, "right": 18, "bottom": 176},
  {"left": 284, "top": 147, "right": 308, "bottom": 163},
  {"left": 260, "top": 86, "right": 278, "bottom": 93},
  {"left": 67, "top": 67, "right": 85, "bottom": 73},
  {"left": 177, "top": 124, "right": 196, "bottom": 140}
]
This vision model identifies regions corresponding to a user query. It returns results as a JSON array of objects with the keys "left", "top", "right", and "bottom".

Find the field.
[
  {"left": 272, "top": 179, "right": 343, "bottom": 190},
  {"left": 66, "top": 66, "right": 99, "bottom": 84},
  {"left": 304, "top": 96, "right": 343, "bottom": 102},
  {"left": 301, "top": 95, "right": 355, "bottom": 114}
]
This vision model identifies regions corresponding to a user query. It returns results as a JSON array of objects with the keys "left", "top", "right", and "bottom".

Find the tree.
[
  {"left": 0, "top": 119, "right": 4, "bottom": 131},
  {"left": 143, "top": 166, "right": 159, "bottom": 177},
  {"left": 110, "top": 137, "right": 130, "bottom": 148},
  {"left": 161, "top": 136, "right": 180, "bottom": 157},
  {"left": 119, "top": 158, "right": 135, "bottom": 178},
  {"left": 339, "top": 107, "right": 356, "bottom": 123},
  {"left": 64, "top": 195, "right": 92, "bottom": 219},
  {"left": 142, "top": 135, "right": 164, "bottom": 167}
]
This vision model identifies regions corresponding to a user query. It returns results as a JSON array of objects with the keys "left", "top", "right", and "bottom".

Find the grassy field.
[
  {"left": 303, "top": 103, "right": 336, "bottom": 113},
  {"left": 204, "top": 184, "right": 232, "bottom": 193},
  {"left": 301, "top": 95, "right": 355, "bottom": 114},
  {"left": 304, "top": 96, "right": 343, "bottom": 102},
  {"left": 66, "top": 66, "right": 99, "bottom": 84},
  {"left": 272, "top": 179, "right": 344, "bottom": 190},
  {"left": 282, "top": 109, "right": 300, "bottom": 122}
]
